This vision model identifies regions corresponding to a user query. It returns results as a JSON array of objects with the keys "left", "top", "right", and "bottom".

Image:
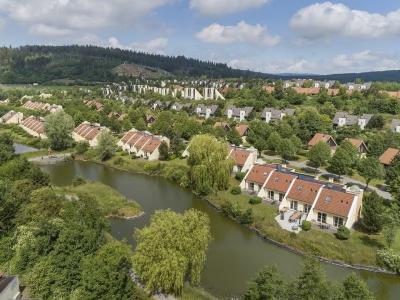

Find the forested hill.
[
  {"left": 0, "top": 45, "right": 267, "bottom": 83},
  {"left": 0, "top": 45, "right": 399, "bottom": 84}
]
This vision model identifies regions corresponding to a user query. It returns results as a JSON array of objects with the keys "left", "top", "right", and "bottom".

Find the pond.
[
  {"left": 13, "top": 143, "right": 38, "bottom": 154},
  {"left": 40, "top": 160, "right": 400, "bottom": 299}
]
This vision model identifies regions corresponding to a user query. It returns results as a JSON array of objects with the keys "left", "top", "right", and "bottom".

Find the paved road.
[{"left": 261, "top": 153, "right": 392, "bottom": 200}]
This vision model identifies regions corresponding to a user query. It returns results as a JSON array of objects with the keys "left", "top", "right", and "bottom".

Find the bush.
[
  {"left": 75, "top": 141, "right": 90, "bottom": 155},
  {"left": 377, "top": 249, "right": 400, "bottom": 274},
  {"left": 301, "top": 220, "right": 311, "bottom": 231},
  {"left": 143, "top": 162, "right": 163, "bottom": 174},
  {"left": 335, "top": 225, "right": 350, "bottom": 240},
  {"left": 113, "top": 157, "right": 124, "bottom": 166},
  {"left": 230, "top": 186, "right": 241, "bottom": 195},
  {"left": 239, "top": 208, "right": 254, "bottom": 225},
  {"left": 220, "top": 201, "right": 241, "bottom": 218},
  {"left": 72, "top": 177, "right": 86, "bottom": 186},
  {"left": 120, "top": 151, "right": 128, "bottom": 156},
  {"left": 235, "top": 172, "right": 246, "bottom": 182},
  {"left": 249, "top": 197, "right": 262, "bottom": 205}
]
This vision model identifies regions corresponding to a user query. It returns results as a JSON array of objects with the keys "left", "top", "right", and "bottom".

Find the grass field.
[{"left": 55, "top": 181, "right": 142, "bottom": 218}]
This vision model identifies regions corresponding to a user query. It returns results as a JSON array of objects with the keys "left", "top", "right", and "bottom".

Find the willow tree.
[
  {"left": 187, "top": 134, "right": 233, "bottom": 195},
  {"left": 132, "top": 209, "right": 211, "bottom": 296},
  {"left": 44, "top": 111, "right": 74, "bottom": 150}
]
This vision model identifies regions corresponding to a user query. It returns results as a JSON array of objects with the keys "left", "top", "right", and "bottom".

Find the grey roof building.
[
  {"left": 261, "top": 108, "right": 295, "bottom": 123},
  {"left": 225, "top": 106, "right": 254, "bottom": 121},
  {"left": 333, "top": 112, "right": 372, "bottom": 130},
  {"left": 196, "top": 104, "right": 219, "bottom": 119},
  {"left": 392, "top": 119, "right": 400, "bottom": 133}
]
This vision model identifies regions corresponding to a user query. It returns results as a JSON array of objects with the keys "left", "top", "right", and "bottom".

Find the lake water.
[{"left": 40, "top": 160, "right": 400, "bottom": 299}]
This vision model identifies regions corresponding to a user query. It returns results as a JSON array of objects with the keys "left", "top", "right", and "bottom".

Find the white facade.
[{"left": 0, "top": 111, "right": 23, "bottom": 124}]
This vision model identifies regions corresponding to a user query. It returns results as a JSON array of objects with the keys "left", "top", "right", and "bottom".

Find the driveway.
[{"left": 261, "top": 153, "right": 392, "bottom": 200}]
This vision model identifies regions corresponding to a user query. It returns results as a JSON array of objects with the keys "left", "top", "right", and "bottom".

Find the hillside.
[
  {"left": 112, "top": 63, "right": 172, "bottom": 78},
  {"left": 0, "top": 45, "right": 267, "bottom": 84},
  {"left": 0, "top": 45, "right": 399, "bottom": 84}
]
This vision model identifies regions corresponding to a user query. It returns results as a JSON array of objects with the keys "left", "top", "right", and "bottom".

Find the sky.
[{"left": 0, "top": 0, "right": 400, "bottom": 75}]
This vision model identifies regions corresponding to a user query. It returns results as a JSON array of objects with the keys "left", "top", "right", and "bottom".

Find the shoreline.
[{"left": 36, "top": 155, "right": 396, "bottom": 276}]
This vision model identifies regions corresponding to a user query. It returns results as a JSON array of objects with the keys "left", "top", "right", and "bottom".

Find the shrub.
[
  {"left": 235, "top": 172, "right": 246, "bottom": 182},
  {"left": 239, "top": 208, "right": 254, "bottom": 225},
  {"left": 230, "top": 186, "right": 241, "bottom": 195},
  {"left": 143, "top": 162, "right": 163, "bottom": 174},
  {"left": 220, "top": 201, "right": 241, "bottom": 218},
  {"left": 377, "top": 249, "right": 400, "bottom": 274},
  {"left": 301, "top": 220, "right": 311, "bottom": 231},
  {"left": 72, "top": 176, "right": 86, "bottom": 186},
  {"left": 335, "top": 225, "right": 350, "bottom": 240},
  {"left": 113, "top": 157, "right": 124, "bottom": 166},
  {"left": 249, "top": 197, "right": 262, "bottom": 205},
  {"left": 120, "top": 151, "right": 129, "bottom": 156},
  {"left": 75, "top": 141, "right": 90, "bottom": 155}
]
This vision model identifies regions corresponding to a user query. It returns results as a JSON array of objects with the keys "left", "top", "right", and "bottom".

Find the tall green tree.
[
  {"left": 0, "top": 133, "right": 14, "bottom": 163},
  {"left": 96, "top": 130, "right": 117, "bottom": 161},
  {"left": 244, "top": 265, "right": 287, "bottom": 300},
  {"left": 44, "top": 111, "right": 75, "bottom": 150},
  {"left": 342, "top": 273, "right": 374, "bottom": 300},
  {"left": 188, "top": 135, "right": 233, "bottom": 195},
  {"left": 357, "top": 157, "right": 384, "bottom": 189},
  {"left": 361, "top": 192, "right": 386, "bottom": 233},
  {"left": 308, "top": 141, "right": 331, "bottom": 168},
  {"left": 76, "top": 241, "right": 144, "bottom": 300},
  {"left": 133, "top": 209, "right": 211, "bottom": 295}
]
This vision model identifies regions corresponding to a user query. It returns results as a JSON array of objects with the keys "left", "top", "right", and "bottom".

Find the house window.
[
  {"left": 317, "top": 212, "right": 327, "bottom": 223},
  {"left": 279, "top": 193, "right": 284, "bottom": 202},
  {"left": 334, "top": 217, "right": 344, "bottom": 228},
  {"left": 268, "top": 190, "right": 274, "bottom": 199},
  {"left": 290, "top": 201, "right": 298, "bottom": 210},
  {"left": 249, "top": 182, "right": 255, "bottom": 191},
  {"left": 304, "top": 204, "right": 311, "bottom": 213}
]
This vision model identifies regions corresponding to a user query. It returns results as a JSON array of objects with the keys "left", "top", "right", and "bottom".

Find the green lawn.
[{"left": 55, "top": 181, "right": 142, "bottom": 218}]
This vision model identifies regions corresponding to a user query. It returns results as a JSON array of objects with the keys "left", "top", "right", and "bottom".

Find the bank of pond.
[{"left": 39, "top": 160, "right": 400, "bottom": 300}]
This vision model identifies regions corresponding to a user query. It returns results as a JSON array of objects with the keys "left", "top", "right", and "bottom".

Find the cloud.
[
  {"left": 108, "top": 37, "right": 168, "bottom": 54},
  {"left": 196, "top": 21, "right": 280, "bottom": 46},
  {"left": 190, "top": 0, "right": 269, "bottom": 16},
  {"left": 228, "top": 50, "right": 400, "bottom": 74},
  {"left": 290, "top": 2, "right": 400, "bottom": 39},
  {"left": 0, "top": 0, "right": 172, "bottom": 36},
  {"left": 0, "top": 18, "right": 4, "bottom": 30}
]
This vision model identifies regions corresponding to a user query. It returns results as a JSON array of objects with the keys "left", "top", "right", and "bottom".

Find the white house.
[
  {"left": 240, "top": 164, "right": 363, "bottom": 229},
  {"left": 19, "top": 116, "right": 47, "bottom": 139},
  {"left": 225, "top": 106, "right": 253, "bottom": 122},
  {"left": 73, "top": 122, "right": 108, "bottom": 147},
  {"left": 0, "top": 274, "right": 21, "bottom": 300},
  {"left": 0, "top": 111, "right": 23, "bottom": 124},
  {"left": 203, "top": 88, "right": 225, "bottom": 100},
  {"left": 228, "top": 146, "right": 258, "bottom": 173},
  {"left": 118, "top": 129, "right": 170, "bottom": 161},
  {"left": 183, "top": 88, "right": 203, "bottom": 100}
]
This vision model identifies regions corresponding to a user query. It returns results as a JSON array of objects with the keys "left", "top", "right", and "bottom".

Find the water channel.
[{"left": 40, "top": 160, "right": 400, "bottom": 299}]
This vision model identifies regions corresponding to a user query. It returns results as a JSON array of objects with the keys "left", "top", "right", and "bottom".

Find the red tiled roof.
[
  {"left": 127, "top": 132, "right": 145, "bottom": 146},
  {"left": 314, "top": 188, "right": 354, "bottom": 218},
  {"left": 287, "top": 179, "right": 323, "bottom": 205},
  {"left": 379, "top": 148, "right": 400, "bottom": 166},
  {"left": 142, "top": 138, "right": 161, "bottom": 153},
  {"left": 74, "top": 123, "right": 104, "bottom": 141},
  {"left": 308, "top": 133, "right": 336, "bottom": 147},
  {"left": 235, "top": 124, "right": 249, "bottom": 137},
  {"left": 293, "top": 87, "right": 320, "bottom": 95},
  {"left": 228, "top": 147, "right": 251, "bottom": 167},
  {"left": 21, "top": 116, "right": 44, "bottom": 134},
  {"left": 245, "top": 164, "right": 276, "bottom": 185},
  {"left": 264, "top": 171, "right": 297, "bottom": 193}
]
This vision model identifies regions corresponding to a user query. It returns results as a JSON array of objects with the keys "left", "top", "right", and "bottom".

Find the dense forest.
[
  {"left": 0, "top": 45, "right": 267, "bottom": 84},
  {"left": 0, "top": 45, "right": 400, "bottom": 84}
]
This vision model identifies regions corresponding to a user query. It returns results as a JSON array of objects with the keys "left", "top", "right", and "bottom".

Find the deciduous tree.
[
  {"left": 44, "top": 111, "right": 75, "bottom": 150},
  {"left": 133, "top": 209, "right": 211, "bottom": 295}
]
